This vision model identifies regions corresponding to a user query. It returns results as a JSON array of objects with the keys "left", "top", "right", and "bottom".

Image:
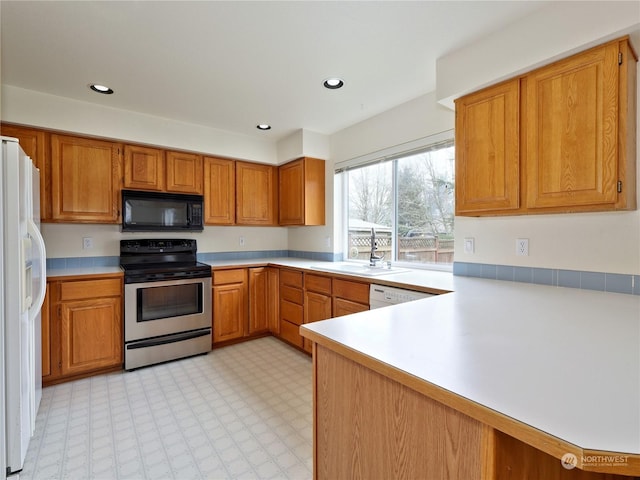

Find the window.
[{"left": 342, "top": 131, "right": 455, "bottom": 269}]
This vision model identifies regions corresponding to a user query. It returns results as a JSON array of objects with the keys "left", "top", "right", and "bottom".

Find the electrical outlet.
[
  {"left": 82, "top": 237, "right": 93, "bottom": 250},
  {"left": 463, "top": 237, "right": 475, "bottom": 254},
  {"left": 239, "top": 236, "right": 245, "bottom": 247},
  {"left": 516, "top": 238, "right": 529, "bottom": 256}
]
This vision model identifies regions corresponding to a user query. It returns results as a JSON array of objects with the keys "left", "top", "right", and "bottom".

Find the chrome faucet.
[{"left": 369, "top": 228, "right": 385, "bottom": 266}]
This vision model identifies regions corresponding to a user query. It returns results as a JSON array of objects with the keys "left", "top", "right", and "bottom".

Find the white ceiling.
[{"left": 1, "top": 1, "right": 550, "bottom": 141}]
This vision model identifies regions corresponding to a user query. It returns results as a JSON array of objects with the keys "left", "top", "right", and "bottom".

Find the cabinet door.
[
  {"left": 203, "top": 156, "right": 235, "bottom": 224},
  {"left": 50, "top": 134, "right": 122, "bottom": 222},
  {"left": 60, "top": 297, "right": 123, "bottom": 376},
  {"left": 455, "top": 79, "right": 520, "bottom": 215},
  {"left": 248, "top": 267, "right": 269, "bottom": 334},
  {"left": 303, "top": 291, "right": 332, "bottom": 352},
  {"left": 279, "top": 158, "right": 305, "bottom": 225},
  {"left": 525, "top": 42, "right": 620, "bottom": 210},
  {"left": 166, "top": 150, "right": 203, "bottom": 194},
  {"left": 213, "top": 282, "right": 246, "bottom": 343},
  {"left": 236, "top": 161, "right": 277, "bottom": 225},
  {"left": 123, "top": 144, "right": 165, "bottom": 191},
  {"left": 279, "top": 157, "right": 325, "bottom": 226},
  {"left": 0, "top": 124, "right": 50, "bottom": 219}
]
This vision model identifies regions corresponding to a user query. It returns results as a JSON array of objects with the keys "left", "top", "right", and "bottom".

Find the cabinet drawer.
[
  {"left": 280, "top": 269, "right": 303, "bottom": 288},
  {"left": 279, "top": 319, "right": 303, "bottom": 348},
  {"left": 59, "top": 278, "right": 121, "bottom": 301},
  {"left": 305, "top": 274, "right": 332, "bottom": 295},
  {"left": 280, "top": 299, "right": 303, "bottom": 326},
  {"left": 333, "top": 279, "right": 369, "bottom": 304},
  {"left": 213, "top": 268, "right": 245, "bottom": 285},
  {"left": 281, "top": 285, "right": 303, "bottom": 305}
]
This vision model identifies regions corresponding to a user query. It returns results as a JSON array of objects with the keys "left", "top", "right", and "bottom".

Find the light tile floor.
[{"left": 19, "top": 337, "right": 313, "bottom": 480}]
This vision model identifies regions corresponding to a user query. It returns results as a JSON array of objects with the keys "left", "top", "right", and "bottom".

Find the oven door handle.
[{"left": 126, "top": 329, "right": 211, "bottom": 350}]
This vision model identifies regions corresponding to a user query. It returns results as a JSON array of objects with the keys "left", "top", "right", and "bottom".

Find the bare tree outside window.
[{"left": 345, "top": 136, "right": 455, "bottom": 267}]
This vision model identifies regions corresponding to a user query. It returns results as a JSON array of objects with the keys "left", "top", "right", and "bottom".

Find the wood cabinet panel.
[
  {"left": 279, "top": 320, "right": 303, "bottom": 348},
  {"left": 213, "top": 268, "right": 246, "bottom": 285},
  {"left": 332, "top": 278, "right": 369, "bottom": 305},
  {"left": 60, "top": 296, "right": 122, "bottom": 376},
  {"left": 303, "top": 290, "right": 331, "bottom": 352},
  {"left": 166, "top": 150, "right": 203, "bottom": 194},
  {"left": 59, "top": 278, "right": 122, "bottom": 301},
  {"left": 315, "top": 346, "right": 483, "bottom": 479},
  {"left": 280, "top": 269, "right": 303, "bottom": 288},
  {"left": 213, "top": 282, "right": 246, "bottom": 343},
  {"left": 0, "top": 124, "right": 50, "bottom": 219},
  {"left": 455, "top": 79, "right": 520, "bottom": 214},
  {"left": 526, "top": 41, "right": 620, "bottom": 210},
  {"left": 212, "top": 269, "right": 247, "bottom": 343},
  {"left": 203, "top": 156, "right": 235, "bottom": 225},
  {"left": 236, "top": 161, "right": 277, "bottom": 225},
  {"left": 280, "top": 299, "right": 303, "bottom": 326},
  {"left": 123, "top": 144, "right": 165, "bottom": 191},
  {"left": 248, "top": 267, "right": 269, "bottom": 335},
  {"left": 281, "top": 285, "right": 304, "bottom": 304},
  {"left": 50, "top": 134, "right": 122, "bottom": 222},
  {"left": 267, "top": 267, "right": 280, "bottom": 334},
  {"left": 305, "top": 274, "right": 332, "bottom": 295},
  {"left": 333, "top": 297, "right": 369, "bottom": 317},
  {"left": 278, "top": 157, "right": 326, "bottom": 226}
]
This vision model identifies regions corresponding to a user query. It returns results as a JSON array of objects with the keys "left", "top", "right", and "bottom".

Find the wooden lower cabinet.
[
  {"left": 303, "top": 274, "right": 332, "bottom": 353},
  {"left": 45, "top": 274, "right": 123, "bottom": 385},
  {"left": 332, "top": 278, "right": 369, "bottom": 317},
  {"left": 213, "top": 267, "right": 276, "bottom": 345},
  {"left": 278, "top": 269, "right": 304, "bottom": 348},
  {"left": 213, "top": 269, "right": 247, "bottom": 343}
]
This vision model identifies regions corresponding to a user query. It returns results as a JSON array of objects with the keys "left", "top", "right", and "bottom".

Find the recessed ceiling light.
[
  {"left": 323, "top": 77, "right": 344, "bottom": 89},
  {"left": 256, "top": 124, "right": 271, "bottom": 131},
  {"left": 89, "top": 83, "right": 114, "bottom": 94}
]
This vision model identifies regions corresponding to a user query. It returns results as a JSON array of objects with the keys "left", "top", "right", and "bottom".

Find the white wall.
[{"left": 41, "top": 224, "right": 288, "bottom": 258}]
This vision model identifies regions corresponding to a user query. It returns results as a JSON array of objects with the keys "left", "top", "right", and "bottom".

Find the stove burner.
[{"left": 120, "top": 239, "right": 211, "bottom": 283}]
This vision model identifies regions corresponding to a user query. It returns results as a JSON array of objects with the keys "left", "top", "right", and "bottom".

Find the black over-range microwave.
[{"left": 122, "top": 189, "right": 204, "bottom": 232}]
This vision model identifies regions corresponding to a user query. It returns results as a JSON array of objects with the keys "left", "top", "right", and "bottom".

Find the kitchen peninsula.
[{"left": 300, "top": 277, "right": 640, "bottom": 479}]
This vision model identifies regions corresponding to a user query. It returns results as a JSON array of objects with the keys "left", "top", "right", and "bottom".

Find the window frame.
[{"left": 339, "top": 130, "right": 455, "bottom": 272}]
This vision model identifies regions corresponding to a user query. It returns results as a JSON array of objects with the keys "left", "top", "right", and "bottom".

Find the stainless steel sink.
[{"left": 310, "top": 263, "right": 408, "bottom": 277}]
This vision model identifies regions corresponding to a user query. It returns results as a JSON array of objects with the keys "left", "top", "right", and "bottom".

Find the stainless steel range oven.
[{"left": 120, "top": 239, "right": 212, "bottom": 370}]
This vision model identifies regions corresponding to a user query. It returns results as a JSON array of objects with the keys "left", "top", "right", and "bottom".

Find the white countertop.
[
  {"left": 302, "top": 276, "right": 640, "bottom": 456},
  {"left": 46, "top": 257, "right": 640, "bottom": 454}
]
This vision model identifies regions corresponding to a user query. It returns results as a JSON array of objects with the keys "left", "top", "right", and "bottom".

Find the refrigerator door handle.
[{"left": 26, "top": 218, "right": 46, "bottom": 320}]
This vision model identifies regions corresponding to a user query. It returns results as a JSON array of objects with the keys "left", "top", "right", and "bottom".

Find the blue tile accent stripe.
[
  {"left": 453, "top": 261, "right": 638, "bottom": 295},
  {"left": 46, "top": 256, "right": 119, "bottom": 269}
]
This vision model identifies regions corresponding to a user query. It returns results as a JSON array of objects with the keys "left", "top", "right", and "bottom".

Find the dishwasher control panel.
[{"left": 369, "top": 284, "right": 435, "bottom": 309}]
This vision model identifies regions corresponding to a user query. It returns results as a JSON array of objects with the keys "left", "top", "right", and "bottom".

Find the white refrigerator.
[{"left": 1, "top": 136, "right": 47, "bottom": 476}]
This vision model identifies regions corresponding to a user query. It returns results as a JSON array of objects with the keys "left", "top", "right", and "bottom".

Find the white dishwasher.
[{"left": 369, "top": 284, "right": 435, "bottom": 309}]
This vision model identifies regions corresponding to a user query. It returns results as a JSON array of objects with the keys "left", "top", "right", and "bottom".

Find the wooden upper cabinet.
[
  {"left": 123, "top": 144, "right": 165, "bottom": 191},
  {"left": 526, "top": 39, "right": 636, "bottom": 211},
  {"left": 455, "top": 36, "right": 637, "bottom": 216},
  {"left": 1, "top": 124, "right": 50, "bottom": 220},
  {"left": 455, "top": 79, "right": 520, "bottom": 215},
  {"left": 203, "top": 156, "right": 235, "bottom": 225},
  {"left": 236, "top": 161, "right": 277, "bottom": 225},
  {"left": 50, "top": 134, "right": 122, "bottom": 223},
  {"left": 166, "top": 150, "right": 203, "bottom": 194},
  {"left": 278, "top": 157, "right": 326, "bottom": 225}
]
